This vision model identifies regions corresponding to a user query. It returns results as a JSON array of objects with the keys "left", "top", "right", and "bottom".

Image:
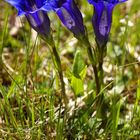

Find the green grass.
[{"left": 0, "top": 0, "right": 140, "bottom": 139}]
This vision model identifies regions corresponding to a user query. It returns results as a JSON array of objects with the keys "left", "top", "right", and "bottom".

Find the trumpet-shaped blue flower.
[
  {"left": 45, "top": 0, "right": 85, "bottom": 39},
  {"left": 5, "top": 0, "right": 51, "bottom": 39},
  {"left": 88, "top": 0, "right": 127, "bottom": 47}
]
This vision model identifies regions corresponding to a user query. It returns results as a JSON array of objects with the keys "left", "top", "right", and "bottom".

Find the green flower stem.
[
  {"left": 46, "top": 36, "right": 68, "bottom": 106},
  {"left": 95, "top": 45, "right": 107, "bottom": 119},
  {"left": 80, "top": 37, "right": 100, "bottom": 94},
  {"left": 97, "top": 45, "right": 106, "bottom": 88}
]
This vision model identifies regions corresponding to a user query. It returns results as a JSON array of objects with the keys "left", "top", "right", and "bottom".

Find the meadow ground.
[{"left": 0, "top": 0, "right": 140, "bottom": 139}]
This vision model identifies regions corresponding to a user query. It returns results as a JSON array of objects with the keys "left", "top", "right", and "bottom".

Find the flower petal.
[
  {"left": 5, "top": 0, "right": 52, "bottom": 15},
  {"left": 5, "top": 0, "right": 51, "bottom": 38},
  {"left": 26, "top": 11, "right": 50, "bottom": 38},
  {"left": 45, "top": 0, "right": 85, "bottom": 38},
  {"left": 88, "top": 0, "right": 127, "bottom": 47}
]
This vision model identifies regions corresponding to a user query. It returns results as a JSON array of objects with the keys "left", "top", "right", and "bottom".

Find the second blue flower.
[{"left": 45, "top": 0, "right": 85, "bottom": 39}]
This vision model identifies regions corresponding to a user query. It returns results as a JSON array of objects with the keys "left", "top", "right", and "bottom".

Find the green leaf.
[
  {"left": 136, "top": 79, "right": 140, "bottom": 100},
  {"left": 71, "top": 50, "right": 87, "bottom": 96},
  {"left": 72, "top": 50, "right": 85, "bottom": 78},
  {"left": 71, "top": 75, "right": 84, "bottom": 96}
]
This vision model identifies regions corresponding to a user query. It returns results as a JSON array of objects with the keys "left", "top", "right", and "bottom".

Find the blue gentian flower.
[
  {"left": 5, "top": 0, "right": 51, "bottom": 39},
  {"left": 45, "top": 0, "right": 85, "bottom": 39},
  {"left": 88, "top": 0, "right": 127, "bottom": 47}
]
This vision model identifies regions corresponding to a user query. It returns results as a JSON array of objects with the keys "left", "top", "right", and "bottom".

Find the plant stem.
[
  {"left": 52, "top": 45, "right": 66, "bottom": 97},
  {"left": 47, "top": 38, "right": 68, "bottom": 106},
  {"left": 98, "top": 46, "right": 106, "bottom": 88},
  {"left": 87, "top": 45, "right": 100, "bottom": 94},
  {"left": 98, "top": 50, "right": 103, "bottom": 90},
  {"left": 81, "top": 37, "right": 100, "bottom": 94},
  {"left": 95, "top": 46, "right": 107, "bottom": 119}
]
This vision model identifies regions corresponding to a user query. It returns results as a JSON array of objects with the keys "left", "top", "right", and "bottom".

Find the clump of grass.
[{"left": 0, "top": 1, "right": 140, "bottom": 139}]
